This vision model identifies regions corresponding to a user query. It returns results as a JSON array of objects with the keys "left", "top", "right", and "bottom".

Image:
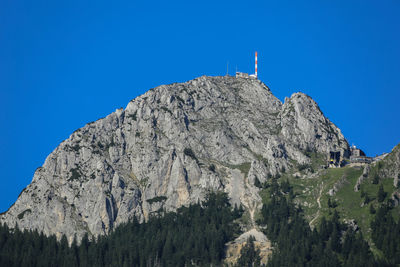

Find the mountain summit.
[{"left": 0, "top": 75, "right": 349, "bottom": 242}]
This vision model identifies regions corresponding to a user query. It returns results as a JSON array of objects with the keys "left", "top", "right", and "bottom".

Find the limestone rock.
[
  {"left": 354, "top": 165, "right": 370, "bottom": 192},
  {"left": 0, "top": 75, "right": 349, "bottom": 242},
  {"left": 391, "top": 191, "right": 400, "bottom": 207},
  {"left": 328, "top": 174, "right": 349, "bottom": 196},
  {"left": 367, "top": 143, "right": 400, "bottom": 187},
  {"left": 225, "top": 228, "right": 272, "bottom": 266}
]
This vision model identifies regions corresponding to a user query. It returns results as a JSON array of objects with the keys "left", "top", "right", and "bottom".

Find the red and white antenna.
[{"left": 255, "top": 51, "right": 258, "bottom": 78}]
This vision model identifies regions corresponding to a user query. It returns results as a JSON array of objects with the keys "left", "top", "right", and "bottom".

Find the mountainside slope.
[
  {"left": 0, "top": 75, "right": 349, "bottom": 242},
  {"left": 372, "top": 143, "right": 400, "bottom": 187},
  {"left": 270, "top": 141, "right": 400, "bottom": 251}
]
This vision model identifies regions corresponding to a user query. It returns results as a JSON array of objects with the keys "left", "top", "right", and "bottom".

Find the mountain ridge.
[{"left": 0, "top": 75, "right": 350, "bottom": 242}]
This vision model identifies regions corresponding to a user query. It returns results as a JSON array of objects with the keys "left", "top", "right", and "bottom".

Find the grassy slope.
[{"left": 257, "top": 152, "right": 400, "bottom": 258}]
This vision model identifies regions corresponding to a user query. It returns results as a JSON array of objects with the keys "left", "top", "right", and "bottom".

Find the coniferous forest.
[
  {"left": 258, "top": 179, "right": 380, "bottom": 267},
  {"left": 0, "top": 182, "right": 400, "bottom": 266},
  {"left": 0, "top": 192, "right": 243, "bottom": 267},
  {"left": 371, "top": 204, "right": 400, "bottom": 265}
]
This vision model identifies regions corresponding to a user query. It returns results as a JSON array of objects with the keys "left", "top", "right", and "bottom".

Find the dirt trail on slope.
[{"left": 309, "top": 182, "right": 323, "bottom": 227}]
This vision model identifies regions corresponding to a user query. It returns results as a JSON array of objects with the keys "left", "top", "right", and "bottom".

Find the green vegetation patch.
[
  {"left": 71, "top": 144, "right": 81, "bottom": 152},
  {"left": 225, "top": 162, "right": 251, "bottom": 178},
  {"left": 277, "top": 163, "right": 400, "bottom": 258},
  {"left": 257, "top": 179, "right": 386, "bottom": 266},
  {"left": 183, "top": 148, "right": 198, "bottom": 162},
  {"left": 300, "top": 151, "right": 326, "bottom": 172},
  {"left": 328, "top": 167, "right": 368, "bottom": 230},
  {"left": 17, "top": 209, "right": 32, "bottom": 220},
  {"left": 146, "top": 196, "right": 167, "bottom": 205},
  {"left": 176, "top": 95, "right": 185, "bottom": 103},
  {"left": 208, "top": 164, "right": 216, "bottom": 172},
  {"left": 127, "top": 111, "right": 137, "bottom": 121},
  {"left": 258, "top": 179, "right": 378, "bottom": 266},
  {"left": 160, "top": 106, "right": 172, "bottom": 115},
  {"left": 68, "top": 167, "right": 82, "bottom": 181}
]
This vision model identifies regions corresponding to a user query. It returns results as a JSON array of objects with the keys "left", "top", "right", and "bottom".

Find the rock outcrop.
[
  {"left": 225, "top": 228, "right": 272, "bottom": 266},
  {"left": 0, "top": 75, "right": 349, "bottom": 242},
  {"left": 379, "top": 144, "right": 400, "bottom": 187},
  {"left": 366, "top": 143, "right": 400, "bottom": 187},
  {"left": 354, "top": 165, "right": 370, "bottom": 192}
]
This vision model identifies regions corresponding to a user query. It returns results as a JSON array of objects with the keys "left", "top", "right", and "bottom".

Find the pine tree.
[
  {"left": 369, "top": 204, "right": 376, "bottom": 214},
  {"left": 235, "top": 236, "right": 261, "bottom": 267},
  {"left": 372, "top": 173, "right": 380, "bottom": 184},
  {"left": 254, "top": 176, "right": 262, "bottom": 188},
  {"left": 378, "top": 184, "right": 386, "bottom": 202}
]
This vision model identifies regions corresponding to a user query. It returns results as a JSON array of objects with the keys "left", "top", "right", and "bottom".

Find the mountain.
[
  {"left": 0, "top": 75, "right": 349, "bottom": 243},
  {"left": 373, "top": 143, "right": 400, "bottom": 188}
]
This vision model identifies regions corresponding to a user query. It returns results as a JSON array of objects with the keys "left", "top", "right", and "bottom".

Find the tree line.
[
  {"left": 0, "top": 192, "right": 243, "bottom": 267},
  {"left": 1, "top": 178, "right": 399, "bottom": 266},
  {"left": 371, "top": 203, "right": 400, "bottom": 265},
  {"left": 257, "top": 178, "right": 388, "bottom": 267}
]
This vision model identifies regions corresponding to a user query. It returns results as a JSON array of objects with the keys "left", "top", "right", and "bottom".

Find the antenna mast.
[{"left": 255, "top": 51, "right": 258, "bottom": 78}]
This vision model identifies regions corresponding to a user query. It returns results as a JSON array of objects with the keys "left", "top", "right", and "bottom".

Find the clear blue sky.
[{"left": 1, "top": 0, "right": 399, "bottom": 212}]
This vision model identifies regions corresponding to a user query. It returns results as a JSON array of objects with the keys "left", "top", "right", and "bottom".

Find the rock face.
[
  {"left": 371, "top": 143, "right": 400, "bottom": 187},
  {"left": 354, "top": 165, "right": 370, "bottom": 192},
  {"left": 0, "top": 75, "right": 349, "bottom": 242},
  {"left": 225, "top": 228, "right": 272, "bottom": 266}
]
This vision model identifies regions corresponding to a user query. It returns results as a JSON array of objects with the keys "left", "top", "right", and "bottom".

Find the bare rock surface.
[
  {"left": 225, "top": 228, "right": 272, "bottom": 266},
  {"left": 0, "top": 75, "right": 349, "bottom": 242},
  {"left": 376, "top": 144, "right": 400, "bottom": 187},
  {"left": 354, "top": 165, "right": 370, "bottom": 192}
]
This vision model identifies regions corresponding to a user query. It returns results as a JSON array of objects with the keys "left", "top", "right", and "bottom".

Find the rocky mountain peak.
[{"left": 0, "top": 75, "right": 349, "bottom": 242}]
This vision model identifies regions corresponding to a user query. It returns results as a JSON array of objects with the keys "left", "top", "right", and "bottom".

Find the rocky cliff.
[
  {"left": 0, "top": 75, "right": 349, "bottom": 242},
  {"left": 371, "top": 144, "right": 400, "bottom": 187}
]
